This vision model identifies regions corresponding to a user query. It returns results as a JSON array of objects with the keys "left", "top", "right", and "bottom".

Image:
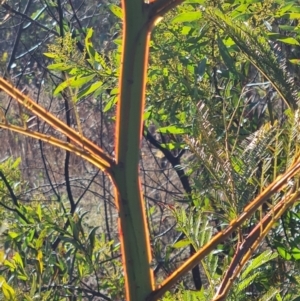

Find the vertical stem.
[{"left": 113, "top": 1, "right": 154, "bottom": 300}]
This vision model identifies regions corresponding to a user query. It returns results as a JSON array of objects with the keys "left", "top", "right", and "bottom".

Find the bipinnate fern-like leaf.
[
  {"left": 228, "top": 251, "right": 278, "bottom": 299},
  {"left": 258, "top": 287, "right": 281, "bottom": 301},
  {"left": 235, "top": 272, "right": 260, "bottom": 297},
  {"left": 190, "top": 102, "right": 275, "bottom": 214},
  {"left": 207, "top": 10, "right": 299, "bottom": 111},
  {"left": 236, "top": 122, "right": 278, "bottom": 209},
  {"left": 240, "top": 250, "right": 278, "bottom": 281},
  {"left": 284, "top": 109, "right": 300, "bottom": 169}
]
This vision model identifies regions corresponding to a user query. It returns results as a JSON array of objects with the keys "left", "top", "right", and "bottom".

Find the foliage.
[
  {"left": 145, "top": 0, "right": 300, "bottom": 299},
  {"left": 1, "top": 0, "right": 300, "bottom": 300},
  {"left": 44, "top": 28, "right": 118, "bottom": 106},
  {"left": 0, "top": 158, "right": 123, "bottom": 300}
]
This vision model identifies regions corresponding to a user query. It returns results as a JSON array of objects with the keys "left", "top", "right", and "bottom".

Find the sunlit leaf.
[
  {"left": 109, "top": 4, "right": 122, "bottom": 19},
  {"left": 277, "top": 246, "right": 292, "bottom": 260},
  {"left": 37, "top": 204, "right": 42, "bottom": 222},
  {"left": 12, "top": 157, "right": 21, "bottom": 169},
  {"left": 8, "top": 231, "right": 19, "bottom": 239},
  {"left": 173, "top": 239, "right": 192, "bottom": 249},
  {"left": 291, "top": 247, "right": 300, "bottom": 260},
  {"left": 104, "top": 96, "right": 118, "bottom": 112},
  {"left": 0, "top": 250, "right": 4, "bottom": 264},
  {"left": 54, "top": 75, "right": 96, "bottom": 95},
  {"left": 43, "top": 52, "right": 59, "bottom": 59},
  {"left": 37, "top": 250, "right": 43, "bottom": 274},
  {"left": 0, "top": 276, "right": 15, "bottom": 300},
  {"left": 277, "top": 37, "right": 300, "bottom": 46},
  {"left": 76, "top": 81, "right": 103, "bottom": 100},
  {"left": 47, "top": 63, "right": 71, "bottom": 71},
  {"left": 289, "top": 59, "right": 300, "bottom": 65},
  {"left": 171, "top": 12, "right": 202, "bottom": 23},
  {"left": 158, "top": 125, "right": 189, "bottom": 134},
  {"left": 13, "top": 252, "right": 24, "bottom": 269}
]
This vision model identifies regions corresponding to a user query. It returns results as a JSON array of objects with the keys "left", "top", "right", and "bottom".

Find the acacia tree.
[{"left": 1, "top": 0, "right": 300, "bottom": 300}]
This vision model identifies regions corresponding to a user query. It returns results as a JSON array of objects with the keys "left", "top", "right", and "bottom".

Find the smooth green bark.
[{"left": 113, "top": 1, "right": 154, "bottom": 300}]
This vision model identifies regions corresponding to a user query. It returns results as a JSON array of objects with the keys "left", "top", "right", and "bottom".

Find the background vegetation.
[{"left": 1, "top": 0, "right": 300, "bottom": 300}]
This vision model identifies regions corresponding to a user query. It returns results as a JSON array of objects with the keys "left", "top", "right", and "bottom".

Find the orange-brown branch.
[
  {"left": 147, "top": 156, "right": 300, "bottom": 300},
  {"left": 0, "top": 77, "right": 114, "bottom": 169},
  {"left": 213, "top": 190, "right": 299, "bottom": 301},
  {"left": 0, "top": 123, "right": 109, "bottom": 171}
]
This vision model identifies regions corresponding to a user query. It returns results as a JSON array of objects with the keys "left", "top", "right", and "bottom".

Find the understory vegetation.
[{"left": 1, "top": 0, "right": 300, "bottom": 300}]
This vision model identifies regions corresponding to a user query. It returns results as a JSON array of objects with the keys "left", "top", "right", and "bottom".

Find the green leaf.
[
  {"left": 287, "top": 13, "right": 300, "bottom": 19},
  {"left": 37, "top": 204, "right": 42, "bottom": 222},
  {"left": 47, "top": 63, "right": 71, "bottom": 71},
  {"left": 158, "top": 125, "right": 189, "bottom": 134},
  {"left": 277, "top": 246, "right": 292, "bottom": 260},
  {"left": 35, "top": 228, "right": 48, "bottom": 249},
  {"left": 17, "top": 274, "right": 28, "bottom": 281},
  {"left": 173, "top": 239, "right": 191, "bottom": 249},
  {"left": 171, "top": 12, "right": 202, "bottom": 23},
  {"left": 236, "top": 272, "right": 260, "bottom": 294},
  {"left": 54, "top": 74, "right": 96, "bottom": 95},
  {"left": 278, "top": 25, "right": 297, "bottom": 32},
  {"left": 0, "top": 276, "right": 15, "bottom": 300},
  {"left": 143, "top": 111, "right": 152, "bottom": 121},
  {"left": 109, "top": 4, "right": 122, "bottom": 19},
  {"left": 277, "top": 37, "right": 300, "bottom": 46},
  {"left": 26, "top": 229, "right": 35, "bottom": 243},
  {"left": 289, "top": 59, "right": 300, "bottom": 65},
  {"left": 43, "top": 52, "right": 59, "bottom": 59},
  {"left": 196, "top": 57, "right": 207, "bottom": 78},
  {"left": 291, "top": 247, "right": 300, "bottom": 260},
  {"left": 181, "top": 26, "right": 192, "bottom": 35},
  {"left": 69, "top": 68, "right": 82, "bottom": 76},
  {"left": 37, "top": 250, "right": 43, "bottom": 274},
  {"left": 87, "top": 227, "right": 99, "bottom": 257},
  {"left": 109, "top": 88, "right": 119, "bottom": 95},
  {"left": 275, "top": 3, "right": 294, "bottom": 16},
  {"left": 0, "top": 250, "right": 4, "bottom": 264},
  {"left": 12, "top": 157, "right": 21, "bottom": 169},
  {"left": 104, "top": 96, "right": 118, "bottom": 112},
  {"left": 8, "top": 231, "right": 19, "bottom": 239},
  {"left": 56, "top": 256, "right": 67, "bottom": 273},
  {"left": 4, "top": 260, "right": 16, "bottom": 271},
  {"left": 160, "top": 142, "right": 186, "bottom": 150},
  {"left": 94, "top": 52, "right": 109, "bottom": 70},
  {"left": 69, "top": 75, "right": 96, "bottom": 88},
  {"left": 217, "top": 35, "right": 238, "bottom": 75},
  {"left": 241, "top": 250, "right": 278, "bottom": 280},
  {"left": 30, "top": 274, "right": 37, "bottom": 296},
  {"left": 59, "top": 236, "right": 82, "bottom": 250},
  {"left": 76, "top": 81, "right": 103, "bottom": 100},
  {"left": 53, "top": 81, "right": 69, "bottom": 95},
  {"left": 85, "top": 28, "right": 95, "bottom": 63},
  {"left": 13, "top": 252, "right": 24, "bottom": 269}
]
